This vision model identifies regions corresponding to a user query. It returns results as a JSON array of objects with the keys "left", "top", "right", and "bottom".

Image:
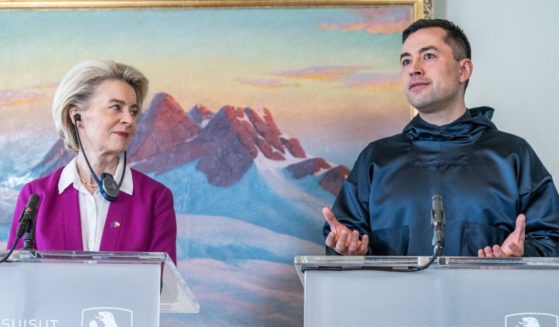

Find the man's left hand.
[{"left": 478, "top": 214, "right": 526, "bottom": 258}]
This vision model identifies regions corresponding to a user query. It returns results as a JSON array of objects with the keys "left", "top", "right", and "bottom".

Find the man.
[{"left": 323, "top": 19, "right": 559, "bottom": 257}]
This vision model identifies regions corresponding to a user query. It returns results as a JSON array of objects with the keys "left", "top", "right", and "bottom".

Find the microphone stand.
[
  {"left": 0, "top": 195, "right": 41, "bottom": 263},
  {"left": 392, "top": 194, "right": 445, "bottom": 272},
  {"left": 318, "top": 194, "right": 446, "bottom": 273},
  {"left": 23, "top": 222, "right": 37, "bottom": 251}
]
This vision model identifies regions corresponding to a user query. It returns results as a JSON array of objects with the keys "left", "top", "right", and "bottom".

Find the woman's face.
[{"left": 74, "top": 79, "right": 139, "bottom": 158}]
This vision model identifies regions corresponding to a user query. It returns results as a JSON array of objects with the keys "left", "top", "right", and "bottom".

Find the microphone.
[
  {"left": 0, "top": 194, "right": 40, "bottom": 263},
  {"left": 15, "top": 194, "right": 40, "bottom": 250},
  {"left": 431, "top": 194, "right": 445, "bottom": 254},
  {"left": 16, "top": 194, "right": 40, "bottom": 238}
]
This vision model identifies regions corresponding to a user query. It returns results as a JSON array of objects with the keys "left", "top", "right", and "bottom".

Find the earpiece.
[{"left": 73, "top": 113, "right": 82, "bottom": 127}]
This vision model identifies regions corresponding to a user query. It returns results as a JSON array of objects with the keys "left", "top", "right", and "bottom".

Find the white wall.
[{"left": 435, "top": 0, "right": 559, "bottom": 180}]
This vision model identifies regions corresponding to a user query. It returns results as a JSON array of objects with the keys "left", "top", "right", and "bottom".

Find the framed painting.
[{"left": 0, "top": 0, "right": 432, "bottom": 326}]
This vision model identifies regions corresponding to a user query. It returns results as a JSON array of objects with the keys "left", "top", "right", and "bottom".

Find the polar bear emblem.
[
  {"left": 516, "top": 317, "right": 541, "bottom": 327},
  {"left": 88, "top": 311, "right": 119, "bottom": 327}
]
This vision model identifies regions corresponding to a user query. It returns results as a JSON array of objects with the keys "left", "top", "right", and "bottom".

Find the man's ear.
[{"left": 458, "top": 58, "right": 473, "bottom": 84}]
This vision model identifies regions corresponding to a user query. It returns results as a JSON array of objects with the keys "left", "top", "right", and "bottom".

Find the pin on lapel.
[{"left": 111, "top": 221, "right": 121, "bottom": 228}]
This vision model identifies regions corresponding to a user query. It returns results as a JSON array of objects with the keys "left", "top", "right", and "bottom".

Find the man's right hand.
[{"left": 323, "top": 207, "right": 369, "bottom": 255}]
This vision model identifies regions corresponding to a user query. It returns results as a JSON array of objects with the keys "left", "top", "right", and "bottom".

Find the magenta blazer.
[{"left": 7, "top": 166, "right": 177, "bottom": 263}]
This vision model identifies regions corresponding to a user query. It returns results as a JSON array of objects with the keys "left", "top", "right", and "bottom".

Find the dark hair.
[
  {"left": 403, "top": 19, "right": 471, "bottom": 60},
  {"left": 402, "top": 19, "right": 471, "bottom": 89}
]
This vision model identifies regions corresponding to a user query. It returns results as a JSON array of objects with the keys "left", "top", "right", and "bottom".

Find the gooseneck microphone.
[
  {"left": 0, "top": 194, "right": 41, "bottom": 263},
  {"left": 401, "top": 193, "right": 445, "bottom": 271},
  {"left": 16, "top": 194, "right": 40, "bottom": 241},
  {"left": 21, "top": 194, "right": 40, "bottom": 251},
  {"left": 431, "top": 194, "right": 445, "bottom": 255},
  {"left": 73, "top": 114, "right": 126, "bottom": 202}
]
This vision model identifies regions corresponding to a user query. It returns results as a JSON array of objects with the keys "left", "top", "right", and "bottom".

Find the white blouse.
[{"left": 57, "top": 156, "right": 133, "bottom": 251}]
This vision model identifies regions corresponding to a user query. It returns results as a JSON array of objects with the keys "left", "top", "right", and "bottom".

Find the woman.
[{"left": 7, "top": 60, "right": 177, "bottom": 263}]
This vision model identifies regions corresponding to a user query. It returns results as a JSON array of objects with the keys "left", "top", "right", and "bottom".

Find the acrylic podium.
[
  {"left": 295, "top": 256, "right": 559, "bottom": 327},
  {"left": 0, "top": 250, "right": 199, "bottom": 327}
]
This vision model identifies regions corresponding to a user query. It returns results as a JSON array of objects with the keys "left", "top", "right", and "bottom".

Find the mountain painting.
[{"left": 0, "top": 5, "right": 417, "bottom": 326}]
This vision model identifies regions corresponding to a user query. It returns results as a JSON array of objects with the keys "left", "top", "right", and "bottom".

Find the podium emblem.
[
  {"left": 81, "top": 307, "right": 133, "bottom": 327},
  {"left": 505, "top": 313, "right": 558, "bottom": 327}
]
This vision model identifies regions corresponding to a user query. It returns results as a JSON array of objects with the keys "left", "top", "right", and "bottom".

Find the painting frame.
[{"left": 0, "top": 0, "right": 433, "bottom": 18}]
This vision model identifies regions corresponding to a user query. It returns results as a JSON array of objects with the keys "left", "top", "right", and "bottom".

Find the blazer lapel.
[
  {"left": 100, "top": 193, "right": 131, "bottom": 251},
  {"left": 61, "top": 188, "right": 83, "bottom": 250}
]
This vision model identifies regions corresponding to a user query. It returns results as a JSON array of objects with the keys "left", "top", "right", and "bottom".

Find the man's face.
[{"left": 400, "top": 27, "right": 469, "bottom": 114}]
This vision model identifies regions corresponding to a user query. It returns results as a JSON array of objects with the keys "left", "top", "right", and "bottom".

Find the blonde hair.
[{"left": 52, "top": 60, "right": 149, "bottom": 152}]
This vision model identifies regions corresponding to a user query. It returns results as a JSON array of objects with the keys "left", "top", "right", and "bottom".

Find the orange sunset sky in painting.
[{"left": 0, "top": 6, "right": 414, "bottom": 166}]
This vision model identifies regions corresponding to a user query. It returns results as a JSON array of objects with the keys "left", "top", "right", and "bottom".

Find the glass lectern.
[
  {"left": 0, "top": 250, "right": 199, "bottom": 327},
  {"left": 295, "top": 256, "right": 559, "bottom": 327}
]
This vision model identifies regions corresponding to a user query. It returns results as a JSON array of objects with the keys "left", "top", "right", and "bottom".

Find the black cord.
[
  {"left": 0, "top": 235, "right": 23, "bottom": 263},
  {"left": 354, "top": 246, "right": 442, "bottom": 273},
  {"left": 119, "top": 151, "right": 127, "bottom": 188},
  {"left": 303, "top": 246, "right": 444, "bottom": 274},
  {"left": 74, "top": 122, "right": 103, "bottom": 185},
  {"left": 402, "top": 245, "right": 443, "bottom": 272},
  {"left": 73, "top": 121, "right": 126, "bottom": 190}
]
